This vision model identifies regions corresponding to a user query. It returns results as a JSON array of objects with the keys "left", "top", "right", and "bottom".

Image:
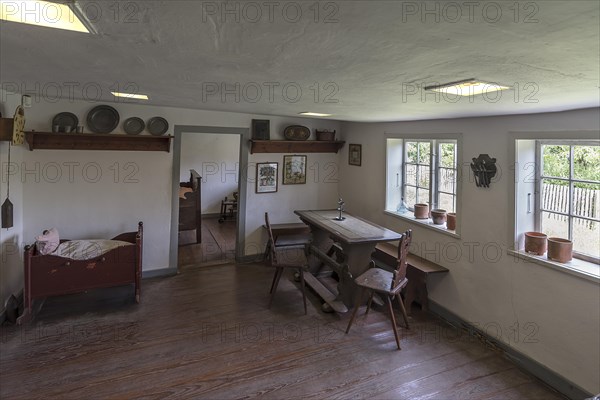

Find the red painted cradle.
[{"left": 17, "top": 222, "right": 143, "bottom": 324}]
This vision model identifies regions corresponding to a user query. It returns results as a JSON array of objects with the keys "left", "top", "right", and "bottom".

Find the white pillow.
[{"left": 35, "top": 228, "right": 60, "bottom": 255}]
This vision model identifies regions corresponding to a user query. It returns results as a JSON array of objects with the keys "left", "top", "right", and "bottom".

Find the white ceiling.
[{"left": 1, "top": 1, "right": 599, "bottom": 122}]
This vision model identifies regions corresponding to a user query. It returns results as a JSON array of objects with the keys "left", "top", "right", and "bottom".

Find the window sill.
[
  {"left": 507, "top": 249, "right": 600, "bottom": 283},
  {"left": 384, "top": 210, "right": 460, "bottom": 239}
]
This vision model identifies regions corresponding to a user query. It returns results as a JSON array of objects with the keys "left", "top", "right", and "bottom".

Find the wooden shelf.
[
  {"left": 24, "top": 132, "right": 173, "bottom": 152},
  {"left": 250, "top": 140, "right": 345, "bottom": 154}
]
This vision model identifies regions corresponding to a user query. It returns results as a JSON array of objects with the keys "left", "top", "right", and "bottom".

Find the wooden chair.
[
  {"left": 265, "top": 212, "right": 308, "bottom": 315},
  {"left": 345, "top": 230, "right": 412, "bottom": 350}
]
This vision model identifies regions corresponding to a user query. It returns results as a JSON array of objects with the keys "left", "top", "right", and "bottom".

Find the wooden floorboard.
[
  {"left": 178, "top": 217, "right": 236, "bottom": 267},
  {"left": 0, "top": 263, "right": 566, "bottom": 400}
]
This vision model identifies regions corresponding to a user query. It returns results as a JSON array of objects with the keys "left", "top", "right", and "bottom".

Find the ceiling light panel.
[{"left": 0, "top": 0, "right": 91, "bottom": 33}]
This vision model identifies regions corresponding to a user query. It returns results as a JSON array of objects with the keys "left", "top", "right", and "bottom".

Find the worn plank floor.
[
  {"left": 178, "top": 217, "right": 236, "bottom": 267},
  {"left": 0, "top": 263, "right": 566, "bottom": 400}
]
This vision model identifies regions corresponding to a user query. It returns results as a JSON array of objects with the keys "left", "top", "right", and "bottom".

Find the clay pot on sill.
[
  {"left": 446, "top": 212, "right": 456, "bottom": 230},
  {"left": 414, "top": 203, "right": 429, "bottom": 219},
  {"left": 430, "top": 209, "right": 447, "bottom": 225},
  {"left": 524, "top": 232, "right": 547, "bottom": 255},
  {"left": 547, "top": 237, "right": 573, "bottom": 263}
]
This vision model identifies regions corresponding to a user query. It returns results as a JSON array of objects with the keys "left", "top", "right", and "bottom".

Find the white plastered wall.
[{"left": 337, "top": 108, "right": 600, "bottom": 394}]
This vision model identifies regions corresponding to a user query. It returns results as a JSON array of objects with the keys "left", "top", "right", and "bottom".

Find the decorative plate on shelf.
[
  {"left": 283, "top": 125, "right": 310, "bottom": 141},
  {"left": 52, "top": 112, "right": 78, "bottom": 133},
  {"left": 123, "top": 117, "right": 145, "bottom": 135},
  {"left": 147, "top": 116, "right": 169, "bottom": 136},
  {"left": 87, "top": 105, "right": 120, "bottom": 134}
]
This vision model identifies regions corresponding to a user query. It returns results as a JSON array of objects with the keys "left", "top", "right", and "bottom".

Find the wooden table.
[{"left": 294, "top": 209, "right": 403, "bottom": 312}]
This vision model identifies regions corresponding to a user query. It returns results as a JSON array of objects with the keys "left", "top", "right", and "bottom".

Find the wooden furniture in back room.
[
  {"left": 179, "top": 169, "right": 202, "bottom": 244},
  {"left": 218, "top": 192, "right": 238, "bottom": 223}
]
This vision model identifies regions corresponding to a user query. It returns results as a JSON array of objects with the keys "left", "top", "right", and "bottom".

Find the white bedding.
[{"left": 53, "top": 240, "right": 133, "bottom": 260}]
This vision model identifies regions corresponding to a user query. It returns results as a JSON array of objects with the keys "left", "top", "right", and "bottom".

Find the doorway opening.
[{"left": 169, "top": 126, "right": 249, "bottom": 270}]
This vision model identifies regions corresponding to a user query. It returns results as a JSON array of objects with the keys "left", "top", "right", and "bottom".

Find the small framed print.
[
  {"left": 349, "top": 144, "right": 362, "bottom": 166},
  {"left": 256, "top": 162, "right": 278, "bottom": 193},
  {"left": 283, "top": 155, "right": 307, "bottom": 185},
  {"left": 252, "top": 119, "right": 270, "bottom": 140}
]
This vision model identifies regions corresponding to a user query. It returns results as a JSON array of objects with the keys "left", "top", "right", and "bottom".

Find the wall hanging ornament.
[
  {"left": 2, "top": 142, "right": 14, "bottom": 228},
  {"left": 12, "top": 105, "right": 25, "bottom": 145},
  {"left": 470, "top": 154, "right": 497, "bottom": 188}
]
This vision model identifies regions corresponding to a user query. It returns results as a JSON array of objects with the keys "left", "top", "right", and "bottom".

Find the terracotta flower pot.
[
  {"left": 524, "top": 232, "right": 547, "bottom": 255},
  {"left": 413, "top": 203, "right": 429, "bottom": 219},
  {"left": 547, "top": 237, "right": 573, "bottom": 263},
  {"left": 430, "top": 209, "right": 447, "bottom": 225},
  {"left": 446, "top": 212, "right": 456, "bottom": 230}
]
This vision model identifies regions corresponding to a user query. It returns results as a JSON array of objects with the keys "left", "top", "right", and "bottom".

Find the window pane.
[
  {"left": 418, "top": 165, "right": 430, "bottom": 188},
  {"left": 439, "top": 143, "right": 456, "bottom": 168},
  {"left": 418, "top": 142, "right": 431, "bottom": 165},
  {"left": 439, "top": 168, "right": 456, "bottom": 193},
  {"left": 573, "top": 218, "right": 600, "bottom": 258},
  {"left": 542, "top": 144, "right": 569, "bottom": 178},
  {"left": 405, "top": 186, "right": 417, "bottom": 207},
  {"left": 438, "top": 193, "right": 455, "bottom": 213},
  {"left": 541, "top": 211, "right": 569, "bottom": 239},
  {"left": 573, "top": 183, "right": 600, "bottom": 220},
  {"left": 417, "top": 188, "right": 429, "bottom": 205},
  {"left": 405, "top": 164, "right": 417, "bottom": 186},
  {"left": 406, "top": 142, "right": 417, "bottom": 163},
  {"left": 541, "top": 179, "right": 569, "bottom": 214},
  {"left": 573, "top": 145, "right": 600, "bottom": 182}
]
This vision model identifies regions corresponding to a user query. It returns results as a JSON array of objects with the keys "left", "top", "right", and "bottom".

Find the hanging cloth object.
[{"left": 2, "top": 142, "right": 13, "bottom": 228}]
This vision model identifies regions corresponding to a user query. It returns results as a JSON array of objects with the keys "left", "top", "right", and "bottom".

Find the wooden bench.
[
  {"left": 373, "top": 242, "right": 449, "bottom": 315},
  {"left": 263, "top": 222, "right": 311, "bottom": 260}
]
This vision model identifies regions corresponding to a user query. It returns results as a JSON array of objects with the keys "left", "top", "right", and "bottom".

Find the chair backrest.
[
  {"left": 391, "top": 229, "right": 412, "bottom": 290},
  {"left": 264, "top": 212, "right": 278, "bottom": 265}
]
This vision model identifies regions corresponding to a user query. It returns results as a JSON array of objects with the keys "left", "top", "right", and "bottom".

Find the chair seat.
[
  {"left": 275, "top": 233, "right": 311, "bottom": 247},
  {"left": 355, "top": 268, "right": 407, "bottom": 295}
]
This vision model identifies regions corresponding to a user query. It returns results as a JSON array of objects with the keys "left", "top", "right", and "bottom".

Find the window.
[
  {"left": 386, "top": 137, "right": 458, "bottom": 231},
  {"left": 537, "top": 141, "right": 600, "bottom": 262}
]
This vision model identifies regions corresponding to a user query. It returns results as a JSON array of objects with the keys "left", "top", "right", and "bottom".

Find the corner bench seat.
[{"left": 373, "top": 242, "right": 449, "bottom": 315}]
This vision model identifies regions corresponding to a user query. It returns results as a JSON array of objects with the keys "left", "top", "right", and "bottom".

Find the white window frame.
[
  {"left": 385, "top": 134, "right": 462, "bottom": 237},
  {"left": 509, "top": 131, "right": 600, "bottom": 283},
  {"left": 536, "top": 140, "right": 600, "bottom": 264}
]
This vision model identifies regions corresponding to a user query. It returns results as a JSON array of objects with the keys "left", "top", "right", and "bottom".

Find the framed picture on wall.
[
  {"left": 349, "top": 144, "right": 362, "bottom": 166},
  {"left": 283, "top": 155, "right": 307, "bottom": 184},
  {"left": 256, "top": 162, "right": 278, "bottom": 193}
]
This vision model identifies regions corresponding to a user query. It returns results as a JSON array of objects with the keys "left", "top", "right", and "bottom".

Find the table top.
[{"left": 294, "top": 209, "right": 402, "bottom": 245}]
